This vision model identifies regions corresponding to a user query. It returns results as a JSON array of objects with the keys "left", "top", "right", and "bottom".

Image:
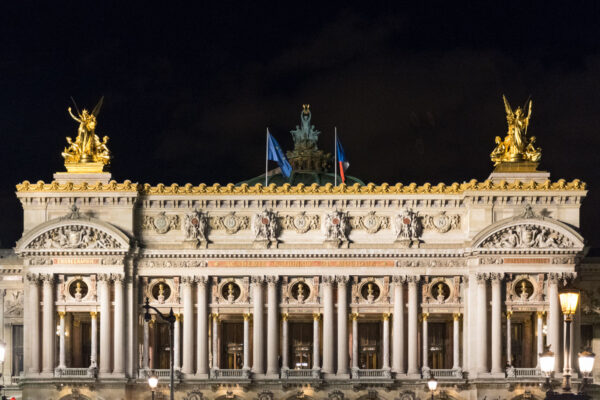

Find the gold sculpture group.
[{"left": 62, "top": 97, "right": 111, "bottom": 173}]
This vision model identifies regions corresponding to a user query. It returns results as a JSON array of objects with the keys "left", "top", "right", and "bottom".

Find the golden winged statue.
[
  {"left": 491, "top": 95, "right": 541, "bottom": 168},
  {"left": 62, "top": 97, "right": 111, "bottom": 172}
]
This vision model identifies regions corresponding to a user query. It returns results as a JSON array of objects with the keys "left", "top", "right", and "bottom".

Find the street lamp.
[
  {"left": 578, "top": 350, "right": 595, "bottom": 395},
  {"left": 539, "top": 345, "right": 555, "bottom": 394},
  {"left": 559, "top": 287, "right": 580, "bottom": 393},
  {"left": 143, "top": 297, "right": 176, "bottom": 400},
  {"left": 427, "top": 376, "right": 438, "bottom": 400},
  {"left": 148, "top": 373, "right": 158, "bottom": 400}
]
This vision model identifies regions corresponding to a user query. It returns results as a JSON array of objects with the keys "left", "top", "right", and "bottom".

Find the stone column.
[
  {"left": 351, "top": 313, "right": 359, "bottom": 370},
  {"left": 0, "top": 289, "right": 5, "bottom": 342},
  {"left": 58, "top": 311, "right": 66, "bottom": 369},
  {"left": 313, "top": 313, "right": 320, "bottom": 370},
  {"left": 211, "top": 313, "right": 218, "bottom": 369},
  {"left": 281, "top": 313, "right": 289, "bottom": 370},
  {"left": 142, "top": 318, "right": 149, "bottom": 369},
  {"left": 383, "top": 313, "right": 390, "bottom": 370},
  {"left": 266, "top": 276, "right": 279, "bottom": 376},
  {"left": 453, "top": 313, "right": 460, "bottom": 370},
  {"left": 336, "top": 276, "right": 349, "bottom": 376},
  {"left": 27, "top": 274, "right": 41, "bottom": 374},
  {"left": 98, "top": 274, "right": 111, "bottom": 374},
  {"left": 182, "top": 277, "right": 194, "bottom": 374},
  {"left": 537, "top": 311, "right": 544, "bottom": 368},
  {"left": 41, "top": 274, "right": 55, "bottom": 375},
  {"left": 251, "top": 276, "right": 264, "bottom": 374},
  {"left": 90, "top": 312, "right": 98, "bottom": 369},
  {"left": 476, "top": 273, "right": 488, "bottom": 374},
  {"left": 506, "top": 311, "right": 512, "bottom": 366},
  {"left": 322, "top": 276, "right": 335, "bottom": 374},
  {"left": 422, "top": 313, "right": 429, "bottom": 371},
  {"left": 243, "top": 313, "right": 251, "bottom": 370},
  {"left": 491, "top": 273, "right": 504, "bottom": 374},
  {"left": 392, "top": 276, "right": 405, "bottom": 374},
  {"left": 196, "top": 277, "right": 208, "bottom": 376},
  {"left": 548, "top": 273, "right": 561, "bottom": 372},
  {"left": 174, "top": 314, "right": 181, "bottom": 370},
  {"left": 113, "top": 274, "right": 125, "bottom": 374},
  {"left": 407, "top": 276, "right": 420, "bottom": 376}
]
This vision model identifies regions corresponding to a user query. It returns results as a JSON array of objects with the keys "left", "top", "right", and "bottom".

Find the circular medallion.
[
  {"left": 68, "top": 279, "right": 88, "bottom": 299},
  {"left": 261, "top": 217, "right": 270, "bottom": 225},
  {"left": 191, "top": 217, "right": 200, "bottom": 226},
  {"left": 153, "top": 214, "right": 169, "bottom": 233},
  {"left": 293, "top": 214, "right": 310, "bottom": 233},
  {"left": 402, "top": 217, "right": 411, "bottom": 225},
  {"left": 332, "top": 217, "right": 340, "bottom": 225},
  {"left": 223, "top": 215, "right": 237, "bottom": 230}
]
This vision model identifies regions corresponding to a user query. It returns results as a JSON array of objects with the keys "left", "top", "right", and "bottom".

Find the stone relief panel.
[
  {"left": 215, "top": 277, "right": 248, "bottom": 304},
  {"left": 281, "top": 212, "right": 320, "bottom": 234},
  {"left": 323, "top": 210, "right": 350, "bottom": 247},
  {"left": 26, "top": 225, "right": 121, "bottom": 249},
  {"left": 422, "top": 277, "right": 460, "bottom": 304},
  {"left": 209, "top": 212, "right": 250, "bottom": 234},
  {"left": 183, "top": 210, "right": 209, "bottom": 247},
  {"left": 480, "top": 224, "right": 573, "bottom": 249},
  {"left": 506, "top": 274, "right": 544, "bottom": 302},
  {"left": 4, "top": 290, "right": 23, "bottom": 317},
  {"left": 252, "top": 209, "right": 279, "bottom": 248},
  {"left": 142, "top": 212, "right": 181, "bottom": 234},
  {"left": 393, "top": 209, "right": 422, "bottom": 247},
  {"left": 422, "top": 211, "right": 461, "bottom": 233},
  {"left": 144, "top": 277, "right": 177, "bottom": 304},
  {"left": 353, "top": 277, "right": 389, "bottom": 304},
  {"left": 350, "top": 211, "right": 390, "bottom": 234},
  {"left": 283, "top": 277, "right": 317, "bottom": 304}
]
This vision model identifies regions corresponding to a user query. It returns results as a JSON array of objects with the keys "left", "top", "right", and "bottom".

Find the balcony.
[
  {"left": 283, "top": 368, "right": 320, "bottom": 379},
  {"left": 352, "top": 368, "right": 392, "bottom": 379},
  {"left": 507, "top": 367, "right": 541, "bottom": 378},
  {"left": 430, "top": 369, "right": 463, "bottom": 379},
  {"left": 138, "top": 368, "right": 181, "bottom": 380},
  {"left": 54, "top": 367, "right": 96, "bottom": 378},
  {"left": 211, "top": 369, "right": 251, "bottom": 379}
]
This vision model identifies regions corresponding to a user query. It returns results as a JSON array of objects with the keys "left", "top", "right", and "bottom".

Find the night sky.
[{"left": 1, "top": 3, "right": 599, "bottom": 249}]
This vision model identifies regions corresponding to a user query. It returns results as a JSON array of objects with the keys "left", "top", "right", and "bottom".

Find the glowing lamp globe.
[
  {"left": 539, "top": 346, "right": 555, "bottom": 375},
  {"left": 148, "top": 374, "right": 159, "bottom": 389},
  {"left": 578, "top": 350, "right": 595, "bottom": 375},
  {"left": 427, "top": 377, "right": 438, "bottom": 391},
  {"left": 559, "top": 288, "right": 580, "bottom": 316}
]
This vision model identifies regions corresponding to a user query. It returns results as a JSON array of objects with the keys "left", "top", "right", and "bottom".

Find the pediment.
[
  {"left": 472, "top": 216, "right": 584, "bottom": 252},
  {"left": 16, "top": 215, "right": 130, "bottom": 254}
]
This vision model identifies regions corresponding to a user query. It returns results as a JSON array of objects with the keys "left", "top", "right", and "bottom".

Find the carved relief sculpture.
[
  {"left": 281, "top": 212, "right": 320, "bottom": 234},
  {"left": 27, "top": 225, "right": 121, "bottom": 250},
  {"left": 142, "top": 212, "right": 181, "bottom": 234},
  {"left": 481, "top": 224, "right": 573, "bottom": 249},
  {"left": 210, "top": 212, "right": 250, "bottom": 234},
  {"left": 350, "top": 211, "right": 390, "bottom": 234},
  {"left": 323, "top": 210, "right": 350, "bottom": 248},
  {"left": 422, "top": 211, "right": 461, "bottom": 233},
  {"left": 252, "top": 209, "right": 279, "bottom": 248},
  {"left": 393, "top": 209, "right": 422, "bottom": 248},
  {"left": 183, "top": 210, "right": 208, "bottom": 248}
]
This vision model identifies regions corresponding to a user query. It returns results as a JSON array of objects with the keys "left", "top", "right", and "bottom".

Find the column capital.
[
  {"left": 243, "top": 312, "right": 252, "bottom": 321},
  {"left": 90, "top": 311, "right": 97, "bottom": 318},
  {"left": 392, "top": 275, "right": 406, "bottom": 284},
  {"left": 175, "top": 313, "right": 182, "bottom": 322},
  {"left": 406, "top": 275, "right": 421, "bottom": 284},
  {"left": 195, "top": 276, "right": 208, "bottom": 286},
  {"left": 58, "top": 311, "right": 66, "bottom": 318},
  {"left": 382, "top": 313, "right": 391, "bottom": 321},
  {"left": 313, "top": 312, "right": 321, "bottom": 321},
  {"left": 537, "top": 311, "right": 546, "bottom": 318},
  {"left": 210, "top": 313, "right": 219, "bottom": 321},
  {"left": 422, "top": 312, "right": 429, "bottom": 321},
  {"left": 41, "top": 273, "right": 54, "bottom": 285},
  {"left": 335, "top": 275, "right": 349, "bottom": 284},
  {"left": 490, "top": 273, "right": 505, "bottom": 283},
  {"left": 26, "top": 272, "right": 40, "bottom": 284},
  {"left": 321, "top": 276, "right": 335, "bottom": 286},
  {"left": 281, "top": 313, "right": 289, "bottom": 321},
  {"left": 548, "top": 272, "right": 577, "bottom": 286},
  {"left": 97, "top": 273, "right": 111, "bottom": 282},
  {"left": 350, "top": 312, "right": 359, "bottom": 321},
  {"left": 111, "top": 273, "right": 125, "bottom": 284},
  {"left": 476, "top": 272, "right": 490, "bottom": 283},
  {"left": 181, "top": 276, "right": 195, "bottom": 285},
  {"left": 453, "top": 313, "right": 461, "bottom": 321},
  {"left": 265, "top": 275, "right": 279, "bottom": 286},
  {"left": 506, "top": 310, "right": 513, "bottom": 319},
  {"left": 251, "top": 276, "right": 265, "bottom": 285}
]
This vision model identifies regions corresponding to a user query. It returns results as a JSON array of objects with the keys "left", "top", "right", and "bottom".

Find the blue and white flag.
[{"left": 267, "top": 130, "right": 292, "bottom": 178}]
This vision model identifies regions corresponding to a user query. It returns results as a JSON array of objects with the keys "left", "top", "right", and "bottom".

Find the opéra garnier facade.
[{"left": 2, "top": 100, "right": 598, "bottom": 400}]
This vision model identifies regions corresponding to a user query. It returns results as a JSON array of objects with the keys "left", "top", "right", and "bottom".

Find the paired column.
[
  {"left": 142, "top": 318, "right": 150, "bottom": 370},
  {"left": 476, "top": 273, "right": 488, "bottom": 374},
  {"left": 422, "top": 313, "right": 429, "bottom": 371},
  {"left": 547, "top": 274, "right": 562, "bottom": 372},
  {"left": 41, "top": 274, "right": 55, "bottom": 375},
  {"left": 27, "top": 274, "right": 41, "bottom": 374},
  {"left": 322, "top": 276, "right": 335, "bottom": 374},
  {"left": 453, "top": 313, "right": 460, "bottom": 370},
  {"left": 266, "top": 276, "right": 279, "bottom": 376},
  {"left": 196, "top": 277, "right": 209, "bottom": 376},
  {"left": 182, "top": 277, "right": 194, "bottom": 374},
  {"left": 90, "top": 311, "right": 98, "bottom": 369},
  {"left": 58, "top": 311, "right": 66, "bottom": 369},
  {"left": 174, "top": 314, "right": 181, "bottom": 370},
  {"left": 392, "top": 276, "right": 405, "bottom": 374},
  {"left": 251, "top": 276, "right": 264, "bottom": 374},
  {"left": 313, "top": 313, "right": 321, "bottom": 370},
  {"left": 243, "top": 313, "right": 251, "bottom": 370},
  {"left": 407, "top": 276, "right": 420, "bottom": 376},
  {"left": 537, "top": 311, "right": 545, "bottom": 367},
  {"left": 336, "top": 276, "right": 349, "bottom": 376},
  {"left": 113, "top": 274, "right": 125, "bottom": 375},
  {"left": 98, "top": 274, "right": 112, "bottom": 374},
  {"left": 211, "top": 313, "right": 219, "bottom": 369},
  {"left": 491, "top": 273, "right": 504, "bottom": 374},
  {"left": 382, "top": 313, "right": 390, "bottom": 370},
  {"left": 351, "top": 313, "right": 359, "bottom": 370},
  {"left": 506, "top": 311, "right": 512, "bottom": 366},
  {"left": 281, "top": 313, "right": 289, "bottom": 370}
]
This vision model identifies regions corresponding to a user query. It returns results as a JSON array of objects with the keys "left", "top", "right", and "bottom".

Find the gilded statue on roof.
[
  {"left": 62, "top": 97, "right": 111, "bottom": 172},
  {"left": 491, "top": 95, "right": 541, "bottom": 168}
]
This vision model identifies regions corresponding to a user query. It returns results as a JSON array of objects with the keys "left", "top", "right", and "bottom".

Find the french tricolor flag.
[{"left": 335, "top": 130, "right": 350, "bottom": 183}]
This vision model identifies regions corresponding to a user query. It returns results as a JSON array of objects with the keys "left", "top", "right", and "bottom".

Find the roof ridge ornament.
[{"left": 286, "top": 104, "right": 333, "bottom": 173}]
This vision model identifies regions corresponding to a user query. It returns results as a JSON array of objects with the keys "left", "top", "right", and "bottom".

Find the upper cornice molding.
[{"left": 16, "top": 179, "right": 586, "bottom": 195}]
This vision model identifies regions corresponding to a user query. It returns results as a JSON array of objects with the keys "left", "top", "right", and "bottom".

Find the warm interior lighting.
[
  {"left": 559, "top": 288, "right": 580, "bottom": 316},
  {"left": 539, "top": 346, "right": 555, "bottom": 375},
  {"left": 427, "top": 377, "right": 438, "bottom": 391},
  {"left": 578, "top": 350, "right": 595, "bottom": 375},
  {"left": 148, "top": 374, "right": 159, "bottom": 389}
]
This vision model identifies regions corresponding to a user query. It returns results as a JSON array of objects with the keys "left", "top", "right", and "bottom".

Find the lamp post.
[
  {"left": 539, "top": 345, "right": 556, "bottom": 395},
  {"left": 427, "top": 376, "right": 438, "bottom": 400},
  {"left": 143, "top": 297, "right": 176, "bottom": 400},
  {"left": 578, "top": 350, "right": 595, "bottom": 395},
  {"left": 559, "top": 288, "right": 580, "bottom": 393},
  {"left": 148, "top": 373, "right": 158, "bottom": 400}
]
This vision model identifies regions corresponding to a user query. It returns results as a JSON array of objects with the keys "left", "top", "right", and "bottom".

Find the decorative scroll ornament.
[
  {"left": 490, "top": 95, "right": 541, "bottom": 168},
  {"left": 393, "top": 209, "right": 422, "bottom": 247},
  {"left": 323, "top": 210, "right": 350, "bottom": 247},
  {"left": 481, "top": 224, "right": 573, "bottom": 249},
  {"left": 26, "top": 225, "right": 121, "bottom": 249},
  {"left": 62, "top": 97, "right": 111, "bottom": 173},
  {"left": 183, "top": 210, "right": 208, "bottom": 247},
  {"left": 282, "top": 212, "right": 320, "bottom": 234},
  {"left": 252, "top": 209, "right": 279, "bottom": 247},
  {"left": 350, "top": 211, "right": 390, "bottom": 234},
  {"left": 422, "top": 211, "right": 460, "bottom": 233},
  {"left": 209, "top": 212, "right": 249, "bottom": 234},
  {"left": 142, "top": 212, "right": 180, "bottom": 234}
]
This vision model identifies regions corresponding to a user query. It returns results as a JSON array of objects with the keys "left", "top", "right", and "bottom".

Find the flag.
[
  {"left": 335, "top": 135, "right": 350, "bottom": 183},
  {"left": 267, "top": 131, "right": 292, "bottom": 178}
]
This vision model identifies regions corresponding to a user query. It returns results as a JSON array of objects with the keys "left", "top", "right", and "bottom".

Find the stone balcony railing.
[
  {"left": 507, "top": 367, "right": 541, "bottom": 378},
  {"left": 54, "top": 367, "right": 96, "bottom": 378},
  {"left": 210, "top": 369, "right": 251, "bottom": 379},
  {"left": 430, "top": 368, "right": 463, "bottom": 379},
  {"left": 282, "top": 368, "right": 320, "bottom": 379},
  {"left": 352, "top": 368, "right": 392, "bottom": 379}
]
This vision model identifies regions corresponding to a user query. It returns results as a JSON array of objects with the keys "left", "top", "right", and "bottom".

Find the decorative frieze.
[
  {"left": 395, "top": 259, "right": 465, "bottom": 268},
  {"left": 142, "top": 212, "right": 181, "bottom": 234},
  {"left": 26, "top": 225, "right": 121, "bottom": 249},
  {"left": 422, "top": 211, "right": 461, "bottom": 233},
  {"left": 350, "top": 211, "right": 390, "bottom": 234},
  {"left": 209, "top": 212, "right": 250, "bottom": 234},
  {"left": 281, "top": 212, "right": 320, "bottom": 233},
  {"left": 481, "top": 224, "right": 573, "bottom": 249}
]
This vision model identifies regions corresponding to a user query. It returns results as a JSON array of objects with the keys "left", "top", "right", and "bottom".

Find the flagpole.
[
  {"left": 265, "top": 128, "right": 269, "bottom": 186},
  {"left": 334, "top": 127, "right": 338, "bottom": 186}
]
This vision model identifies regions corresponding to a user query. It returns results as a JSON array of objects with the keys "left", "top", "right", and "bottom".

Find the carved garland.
[
  {"left": 481, "top": 224, "right": 573, "bottom": 249},
  {"left": 26, "top": 225, "right": 121, "bottom": 250}
]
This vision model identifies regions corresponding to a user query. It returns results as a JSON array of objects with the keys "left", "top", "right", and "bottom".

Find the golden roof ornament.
[
  {"left": 62, "top": 97, "right": 111, "bottom": 173},
  {"left": 491, "top": 95, "right": 541, "bottom": 172}
]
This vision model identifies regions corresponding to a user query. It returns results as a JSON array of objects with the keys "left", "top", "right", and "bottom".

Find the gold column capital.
[
  {"left": 243, "top": 313, "right": 252, "bottom": 321},
  {"left": 90, "top": 311, "right": 97, "bottom": 318},
  {"left": 210, "top": 313, "right": 219, "bottom": 321},
  {"left": 536, "top": 311, "right": 546, "bottom": 318},
  {"left": 58, "top": 311, "right": 66, "bottom": 318},
  {"left": 350, "top": 312, "right": 359, "bottom": 321},
  {"left": 175, "top": 313, "right": 182, "bottom": 322},
  {"left": 382, "top": 313, "right": 391, "bottom": 321},
  {"left": 453, "top": 313, "right": 461, "bottom": 321},
  {"left": 422, "top": 312, "right": 429, "bottom": 322},
  {"left": 506, "top": 311, "right": 513, "bottom": 319},
  {"left": 281, "top": 313, "right": 289, "bottom": 321},
  {"left": 313, "top": 313, "right": 321, "bottom": 321}
]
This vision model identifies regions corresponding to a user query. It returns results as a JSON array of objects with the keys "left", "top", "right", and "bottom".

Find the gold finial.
[
  {"left": 63, "top": 97, "right": 111, "bottom": 173},
  {"left": 491, "top": 95, "right": 541, "bottom": 171},
  {"left": 302, "top": 104, "right": 310, "bottom": 114}
]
